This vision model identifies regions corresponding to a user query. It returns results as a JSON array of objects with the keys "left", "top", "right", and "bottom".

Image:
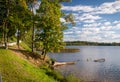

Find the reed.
[{"left": 59, "top": 48, "right": 80, "bottom": 53}]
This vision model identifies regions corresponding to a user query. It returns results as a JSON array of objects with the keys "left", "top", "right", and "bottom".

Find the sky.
[{"left": 61, "top": 0, "right": 120, "bottom": 43}]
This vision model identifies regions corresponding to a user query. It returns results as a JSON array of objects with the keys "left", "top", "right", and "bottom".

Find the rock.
[
  {"left": 94, "top": 58, "right": 105, "bottom": 62},
  {"left": 77, "top": 59, "right": 80, "bottom": 61}
]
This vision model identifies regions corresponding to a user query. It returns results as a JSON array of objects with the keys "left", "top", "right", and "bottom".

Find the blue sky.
[{"left": 61, "top": 0, "right": 120, "bottom": 43}]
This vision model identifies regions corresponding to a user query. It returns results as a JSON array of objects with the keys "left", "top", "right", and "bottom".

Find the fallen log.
[{"left": 53, "top": 61, "right": 75, "bottom": 67}]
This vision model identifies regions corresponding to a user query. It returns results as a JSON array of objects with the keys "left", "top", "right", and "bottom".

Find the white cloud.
[
  {"left": 60, "top": 18, "right": 66, "bottom": 22},
  {"left": 62, "top": 0, "right": 120, "bottom": 42},
  {"left": 104, "top": 22, "right": 111, "bottom": 26},
  {"left": 100, "top": 23, "right": 120, "bottom": 31},
  {"left": 100, "top": 26, "right": 112, "bottom": 31},
  {"left": 61, "top": 5, "right": 94, "bottom": 12},
  {"left": 64, "top": 21, "right": 120, "bottom": 42},
  {"left": 111, "top": 34, "right": 120, "bottom": 39},
  {"left": 83, "top": 19, "right": 95, "bottom": 23},
  {"left": 83, "top": 23, "right": 101, "bottom": 27},
  {"left": 113, "top": 20, "right": 120, "bottom": 24},
  {"left": 62, "top": 0, "right": 120, "bottom": 23},
  {"left": 116, "top": 23, "right": 120, "bottom": 29},
  {"left": 94, "top": 0, "right": 120, "bottom": 14},
  {"left": 81, "top": 27, "right": 101, "bottom": 36},
  {"left": 62, "top": 0, "right": 120, "bottom": 15},
  {"left": 80, "top": 14, "right": 101, "bottom": 21},
  {"left": 64, "top": 31, "right": 73, "bottom": 35},
  {"left": 75, "top": 13, "right": 101, "bottom": 23}
]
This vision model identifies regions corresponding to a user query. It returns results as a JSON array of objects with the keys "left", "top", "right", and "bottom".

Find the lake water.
[{"left": 49, "top": 46, "right": 120, "bottom": 82}]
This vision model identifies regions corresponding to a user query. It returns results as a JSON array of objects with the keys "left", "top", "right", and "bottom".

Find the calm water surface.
[{"left": 49, "top": 46, "right": 120, "bottom": 82}]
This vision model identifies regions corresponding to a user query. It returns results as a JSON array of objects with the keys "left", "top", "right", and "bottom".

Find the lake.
[{"left": 49, "top": 46, "right": 120, "bottom": 82}]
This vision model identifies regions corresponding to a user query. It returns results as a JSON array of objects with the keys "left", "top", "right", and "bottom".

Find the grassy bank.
[
  {"left": 0, "top": 42, "right": 82, "bottom": 82},
  {"left": 0, "top": 48, "right": 59, "bottom": 82}
]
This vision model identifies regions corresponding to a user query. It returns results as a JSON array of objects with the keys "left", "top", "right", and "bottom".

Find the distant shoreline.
[{"left": 65, "top": 41, "right": 120, "bottom": 46}]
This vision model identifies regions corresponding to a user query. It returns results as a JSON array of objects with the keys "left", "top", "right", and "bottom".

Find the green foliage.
[
  {"left": 46, "top": 58, "right": 56, "bottom": 65},
  {"left": 8, "top": 36, "right": 17, "bottom": 43},
  {"left": 50, "top": 58, "right": 56, "bottom": 65},
  {"left": 40, "top": 66, "right": 64, "bottom": 81},
  {"left": 40, "top": 66, "right": 83, "bottom": 82},
  {"left": 0, "top": 0, "right": 75, "bottom": 51},
  {"left": 64, "top": 74, "right": 83, "bottom": 82},
  {"left": 0, "top": 0, "right": 33, "bottom": 48},
  {"left": 0, "top": 0, "right": 7, "bottom": 21},
  {"left": 65, "top": 13, "right": 76, "bottom": 26},
  {"left": 20, "top": 42, "right": 32, "bottom": 51},
  {"left": 22, "top": 29, "right": 32, "bottom": 49},
  {"left": 58, "top": 0, "right": 72, "bottom": 2},
  {"left": 36, "top": 0, "right": 65, "bottom": 56}
]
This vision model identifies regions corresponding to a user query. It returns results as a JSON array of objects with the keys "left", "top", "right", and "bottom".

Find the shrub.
[
  {"left": 64, "top": 74, "right": 83, "bottom": 82},
  {"left": 40, "top": 66, "right": 64, "bottom": 81}
]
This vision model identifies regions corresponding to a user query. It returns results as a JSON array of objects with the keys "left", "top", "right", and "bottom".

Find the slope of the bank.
[{"left": 0, "top": 48, "right": 58, "bottom": 82}]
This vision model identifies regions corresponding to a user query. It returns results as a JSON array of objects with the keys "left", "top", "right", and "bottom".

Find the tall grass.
[
  {"left": 60, "top": 48, "right": 80, "bottom": 53},
  {"left": 64, "top": 74, "right": 84, "bottom": 82}
]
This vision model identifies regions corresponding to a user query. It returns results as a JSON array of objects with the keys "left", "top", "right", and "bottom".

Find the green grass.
[
  {"left": 8, "top": 36, "right": 17, "bottom": 43},
  {"left": 0, "top": 48, "right": 58, "bottom": 82},
  {"left": 20, "top": 42, "right": 32, "bottom": 52}
]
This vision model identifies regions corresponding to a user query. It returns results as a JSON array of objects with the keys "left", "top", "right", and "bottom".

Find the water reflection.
[{"left": 49, "top": 46, "right": 120, "bottom": 82}]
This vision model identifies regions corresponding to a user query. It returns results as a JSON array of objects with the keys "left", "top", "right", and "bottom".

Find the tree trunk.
[
  {"left": 4, "top": 21, "right": 8, "bottom": 49},
  {"left": 32, "top": 21, "right": 35, "bottom": 52},
  {"left": 41, "top": 50, "right": 47, "bottom": 61},
  {"left": 17, "top": 28, "right": 20, "bottom": 48},
  {"left": 2, "top": 21, "right": 5, "bottom": 46},
  {"left": 31, "top": 5, "right": 35, "bottom": 53},
  {"left": 4, "top": 0, "right": 10, "bottom": 49}
]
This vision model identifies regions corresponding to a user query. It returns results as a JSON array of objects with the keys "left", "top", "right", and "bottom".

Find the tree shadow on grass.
[
  {"left": 0, "top": 46, "right": 6, "bottom": 49},
  {"left": 9, "top": 48, "right": 41, "bottom": 60}
]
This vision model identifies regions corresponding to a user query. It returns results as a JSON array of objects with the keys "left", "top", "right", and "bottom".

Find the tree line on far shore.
[{"left": 66, "top": 41, "right": 120, "bottom": 46}]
